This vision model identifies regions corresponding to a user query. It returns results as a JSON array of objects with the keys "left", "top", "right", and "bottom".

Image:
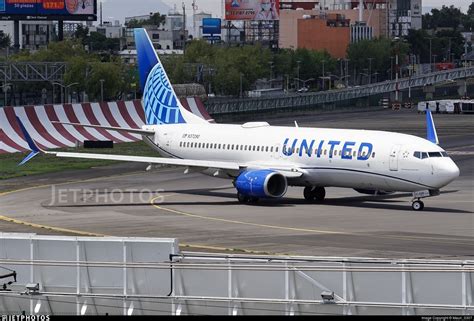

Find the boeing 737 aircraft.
[{"left": 17, "top": 28, "right": 460, "bottom": 211}]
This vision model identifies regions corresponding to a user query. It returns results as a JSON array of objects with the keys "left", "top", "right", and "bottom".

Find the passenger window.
[
  {"left": 270, "top": 147, "right": 273, "bottom": 152},
  {"left": 339, "top": 150, "right": 342, "bottom": 156},
  {"left": 257, "top": 146, "right": 260, "bottom": 152},
  {"left": 265, "top": 146, "right": 269, "bottom": 152},
  {"left": 353, "top": 151, "right": 356, "bottom": 157},
  {"left": 324, "top": 149, "right": 327, "bottom": 155},
  {"left": 276, "top": 147, "right": 279, "bottom": 152},
  {"left": 253, "top": 146, "right": 256, "bottom": 151},
  {"left": 372, "top": 152, "right": 375, "bottom": 158},
  {"left": 227, "top": 144, "right": 230, "bottom": 149}
]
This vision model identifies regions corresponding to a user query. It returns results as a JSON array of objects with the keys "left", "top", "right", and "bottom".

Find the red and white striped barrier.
[{"left": 0, "top": 97, "right": 211, "bottom": 154}]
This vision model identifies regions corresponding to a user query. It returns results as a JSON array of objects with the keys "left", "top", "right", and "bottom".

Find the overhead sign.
[
  {"left": 202, "top": 18, "right": 221, "bottom": 35},
  {"left": 225, "top": 0, "right": 280, "bottom": 21},
  {"left": 0, "top": 0, "right": 97, "bottom": 21}
]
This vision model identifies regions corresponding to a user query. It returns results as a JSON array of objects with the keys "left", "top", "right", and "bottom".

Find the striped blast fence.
[{"left": 0, "top": 97, "right": 210, "bottom": 154}]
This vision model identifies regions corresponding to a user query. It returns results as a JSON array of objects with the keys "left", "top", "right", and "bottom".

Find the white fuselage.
[{"left": 143, "top": 122, "right": 459, "bottom": 192}]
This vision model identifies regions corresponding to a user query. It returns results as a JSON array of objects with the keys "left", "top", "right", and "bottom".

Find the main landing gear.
[
  {"left": 237, "top": 192, "right": 259, "bottom": 204},
  {"left": 303, "top": 186, "right": 326, "bottom": 202},
  {"left": 411, "top": 189, "right": 440, "bottom": 211}
]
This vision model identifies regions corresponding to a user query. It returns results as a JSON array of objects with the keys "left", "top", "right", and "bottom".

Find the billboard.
[
  {"left": 202, "top": 17, "right": 221, "bottom": 35},
  {"left": 0, "top": 0, "right": 97, "bottom": 21},
  {"left": 225, "top": 0, "right": 280, "bottom": 21}
]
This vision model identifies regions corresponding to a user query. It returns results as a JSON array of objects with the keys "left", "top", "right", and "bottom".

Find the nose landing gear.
[
  {"left": 411, "top": 200, "right": 424, "bottom": 211},
  {"left": 411, "top": 189, "right": 440, "bottom": 211}
]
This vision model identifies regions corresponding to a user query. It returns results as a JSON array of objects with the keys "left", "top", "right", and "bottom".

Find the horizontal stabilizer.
[
  {"left": 15, "top": 116, "right": 41, "bottom": 165},
  {"left": 52, "top": 121, "right": 155, "bottom": 135}
]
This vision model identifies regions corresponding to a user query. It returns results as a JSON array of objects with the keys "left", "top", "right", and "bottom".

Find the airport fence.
[{"left": 0, "top": 234, "right": 472, "bottom": 315}]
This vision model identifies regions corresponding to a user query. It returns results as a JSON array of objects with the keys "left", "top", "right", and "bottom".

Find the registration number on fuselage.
[{"left": 182, "top": 134, "right": 200, "bottom": 139}]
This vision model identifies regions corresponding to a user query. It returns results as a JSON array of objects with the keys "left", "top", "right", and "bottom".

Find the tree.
[
  {"left": 74, "top": 24, "right": 89, "bottom": 41},
  {"left": 86, "top": 62, "right": 124, "bottom": 101},
  {"left": 125, "top": 12, "right": 166, "bottom": 28},
  {"left": 423, "top": 5, "right": 466, "bottom": 31},
  {"left": 0, "top": 31, "right": 11, "bottom": 49}
]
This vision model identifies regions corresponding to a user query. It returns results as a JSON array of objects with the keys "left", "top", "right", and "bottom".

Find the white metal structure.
[
  {"left": 0, "top": 234, "right": 472, "bottom": 316},
  {"left": 17, "top": 28, "right": 460, "bottom": 211}
]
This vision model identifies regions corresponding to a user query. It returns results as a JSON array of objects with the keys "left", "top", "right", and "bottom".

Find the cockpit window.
[
  {"left": 428, "top": 152, "right": 442, "bottom": 157},
  {"left": 414, "top": 151, "right": 448, "bottom": 159}
]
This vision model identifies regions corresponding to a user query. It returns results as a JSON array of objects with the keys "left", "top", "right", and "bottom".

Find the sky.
[{"left": 100, "top": 0, "right": 471, "bottom": 24}]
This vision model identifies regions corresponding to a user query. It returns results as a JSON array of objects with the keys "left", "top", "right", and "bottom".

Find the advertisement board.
[
  {"left": 0, "top": 0, "right": 97, "bottom": 21},
  {"left": 225, "top": 0, "right": 280, "bottom": 21},
  {"left": 202, "top": 17, "right": 221, "bottom": 35}
]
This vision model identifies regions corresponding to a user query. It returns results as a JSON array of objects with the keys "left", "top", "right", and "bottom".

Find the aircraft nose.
[{"left": 437, "top": 159, "right": 460, "bottom": 186}]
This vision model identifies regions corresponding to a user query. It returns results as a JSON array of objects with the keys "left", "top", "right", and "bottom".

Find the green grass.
[{"left": 0, "top": 141, "right": 158, "bottom": 180}]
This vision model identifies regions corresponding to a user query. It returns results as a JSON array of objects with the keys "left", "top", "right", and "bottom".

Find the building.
[
  {"left": 193, "top": 12, "right": 212, "bottom": 39},
  {"left": 388, "top": 0, "right": 422, "bottom": 37},
  {"left": 124, "top": 12, "right": 188, "bottom": 51},
  {"left": 0, "top": 21, "right": 55, "bottom": 51},
  {"left": 280, "top": 0, "right": 421, "bottom": 40},
  {"left": 296, "top": 13, "right": 350, "bottom": 58},
  {"left": 89, "top": 20, "right": 124, "bottom": 39}
]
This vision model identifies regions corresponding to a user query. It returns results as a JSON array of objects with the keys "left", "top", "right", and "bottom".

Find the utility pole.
[
  {"left": 192, "top": 0, "right": 198, "bottom": 39},
  {"left": 182, "top": 2, "right": 186, "bottom": 53}
]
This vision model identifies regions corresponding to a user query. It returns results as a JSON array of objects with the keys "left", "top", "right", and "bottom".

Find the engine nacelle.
[{"left": 235, "top": 170, "right": 288, "bottom": 199}]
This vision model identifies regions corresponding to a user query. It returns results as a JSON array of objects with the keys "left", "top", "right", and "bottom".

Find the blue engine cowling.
[{"left": 235, "top": 170, "right": 288, "bottom": 199}]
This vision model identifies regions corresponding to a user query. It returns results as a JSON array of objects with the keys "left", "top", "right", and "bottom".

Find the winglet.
[
  {"left": 16, "top": 116, "right": 41, "bottom": 166},
  {"left": 426, "top": 108, "right": 439, "bottom": 145}
]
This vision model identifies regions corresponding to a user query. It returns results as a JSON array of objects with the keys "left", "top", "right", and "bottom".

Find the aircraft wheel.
[
  {"left": 314, "top": 187, "right": 326, "bottom": 201},
  {"left": 304, "top": 186, "right": 315, "bottom": 201},
  {"left": 412, "top": 200, "right": 424, "bottom": 211}
]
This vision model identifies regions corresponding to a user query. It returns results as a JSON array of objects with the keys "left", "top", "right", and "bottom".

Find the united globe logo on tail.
[
  {"left": 134, "top": 28, "right": 186, "bottom": 125},
  {"left": 143, "top": 63, "right": 185, "bottom": 125}
]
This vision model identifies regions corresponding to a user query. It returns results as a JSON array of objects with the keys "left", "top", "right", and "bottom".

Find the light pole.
[
  {"left": 367, "top": 57, "right": 374, "bottom": 84},
  {"left": 100, "top": 79, "right": 105, "bottom": 102},
  {"left": 428, "top": 37, "right": 433, "bottom": 72},
  {"left": 296, "top": 60, "right": 301, "bottom": 90},
  {"left": 239, "top": 73, "right": 243, "bottom": 98},
  {"left": 390, "top": 56, "right": 394, "bottom": 80},
  {"left": 51, "top": 82, "right": 79, "bottom": 103},
  {"left": 1, "top": 83, "right": 11, "bottom": 107}
]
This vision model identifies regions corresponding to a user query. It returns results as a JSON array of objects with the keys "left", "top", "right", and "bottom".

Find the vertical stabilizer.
[{"left": 134, "top": 28, "right": 207, "bottom": 125}]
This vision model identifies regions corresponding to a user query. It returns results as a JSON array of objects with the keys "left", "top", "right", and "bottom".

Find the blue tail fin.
[
  {"left": 134, "top": 28, "right": 206, "bottom": 126},
  {"left": 426, "top": 108, "right": 439, "bottom": 145}
]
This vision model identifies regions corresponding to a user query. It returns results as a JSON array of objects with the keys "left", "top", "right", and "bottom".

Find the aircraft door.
[{"left": 389, "top": 145, "right": 401, "bottom": 171}]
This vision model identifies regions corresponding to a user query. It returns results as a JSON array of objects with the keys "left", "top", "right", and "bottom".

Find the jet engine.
[{"left": 235, "top": 170, "right": 287, "bottom": 199}]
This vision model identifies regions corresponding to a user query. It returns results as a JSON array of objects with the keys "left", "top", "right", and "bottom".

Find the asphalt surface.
[{"left": 0, "top": 108, "right": 473, "bottom": 259}]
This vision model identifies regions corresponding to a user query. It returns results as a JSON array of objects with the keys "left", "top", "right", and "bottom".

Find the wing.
[{"left": 48, "top": 151, "right": 240, "bottom": 171}]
